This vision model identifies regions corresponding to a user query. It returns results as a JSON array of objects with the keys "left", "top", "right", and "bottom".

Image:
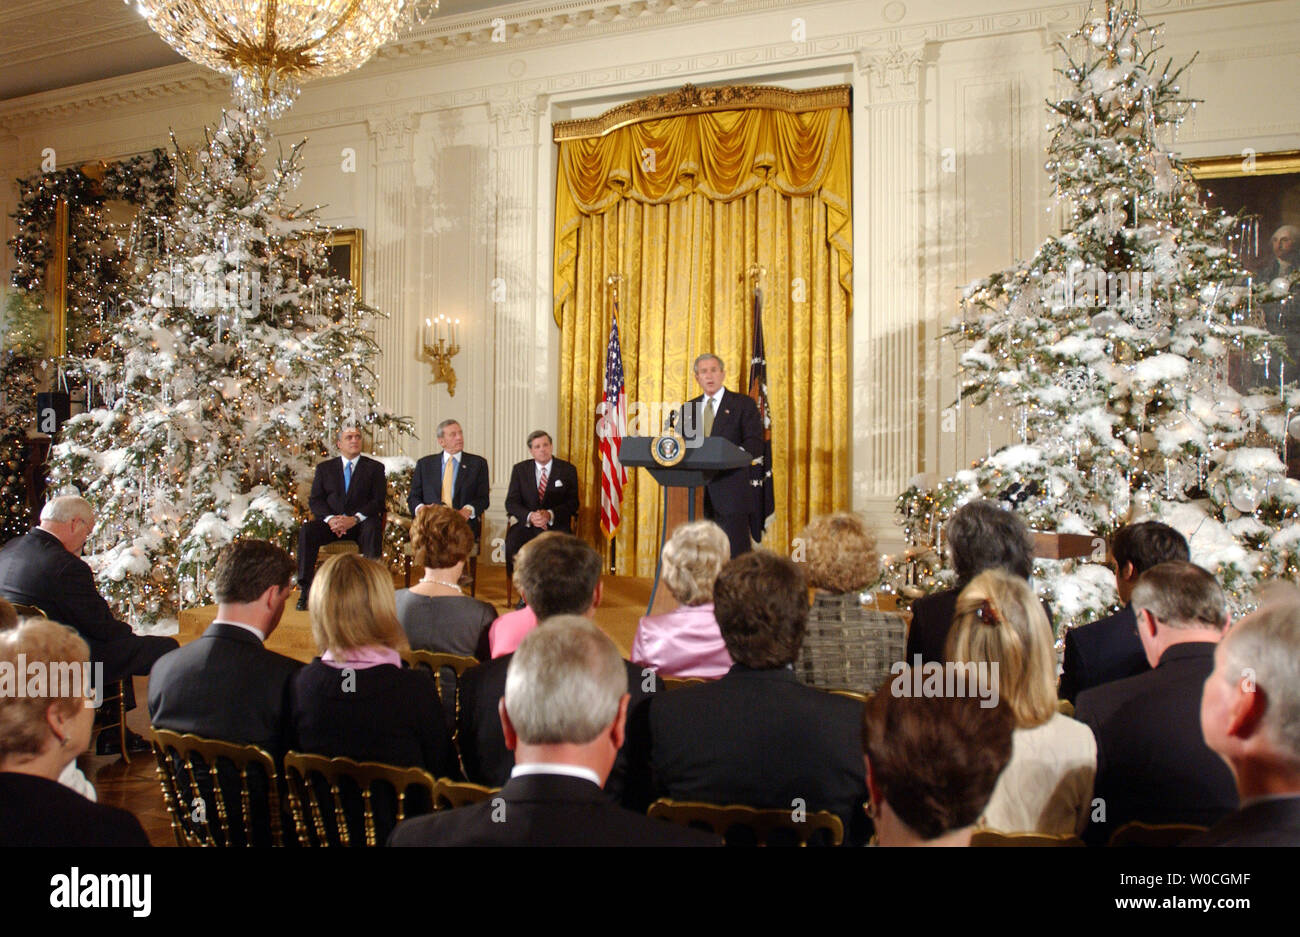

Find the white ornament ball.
[
  {"left": 1090, "top": 24, "right": 1110, "bottom": 47},
  {"left": 1116, "top": 42, "right": 1135, "bottom": 62},
  {"left": 1271, "top": 277, "right": 1292, "bottom": 298},
  {"left": 1229, "top": 483, "right": 1263, "bottom": 513}
]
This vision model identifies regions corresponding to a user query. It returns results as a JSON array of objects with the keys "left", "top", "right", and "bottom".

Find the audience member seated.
[
  {"left": 487, "top": 533, "right": 555, "bottom": 658},
  {"left": 905, "top": 500, "right": 1045, "bottom": 666},
  {"left": 0, "top": 495, "right": 178, "bottom": 754},
  {"left": 394, "top": 505, "right": 496, "bottom": 660},
  {"left": 1058, "top": 521, "right": 1189, "bottom": 704},
  {"left": 457, "top": 534, "right": 658, "bottom": 799},
  {"left": 289, "top": 553, "right": 456, "bottom": 777},
  {"left": 947, "top": 570, "right": 1096, "bottom": 834},
  {"left": 862, "top": 688, "right": 1014, "bottom": 846},
  {"left": 0, "top": 617, "right": 149, "bottom": 846},
  {"left": 1188, "top": 597, "right": 1300, "bottom": 846},
  {"left": 1077, "top": 560, "right": 1237, "bottom": 844},
  {"left": 150, "top": 539, "right": 302, "bottom": 756},
  {"left": 796, "top": 513, "right": 905, "bottom": 693},
  {"left": 637, "top": 550, "right": 871, "bottom": 844},
  {"left": 630, "top": 520, "right": 732, "bottom": 679},
  {"left": 391, "top": 616, "right": 718, "bottom": 847}
]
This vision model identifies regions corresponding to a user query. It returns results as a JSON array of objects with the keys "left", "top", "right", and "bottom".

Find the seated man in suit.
[
  {"left": 457, "top": 534, "right": 658, "bottom": 800},
  {"left": 1189, "top": 597, "right": 1300, "bottom": 846},
  {"left": 1077, "top": 561, "right": 1238, "bottom": 844},
  {"left": 637, "top": 550, "right": 871, "bottom": 844},
  {"left": 0, "top": 495, "right": 178, "bottom": 755},
  {"left": 685, "top": 354, "right": 762, "bottom": 558},
  {"left": 904, "top": 500, "right": 1044, "bottom": 666},
  {"left": 1059, "top": 521, "right": 1189, "bottom": 704},
  {"left": 149, "top": 539, "right": 302, "bottom": 756},
  {"left": 408, "top": 419, "right": 490, "bottom": 541},
  {"left": 390, "top": 616, "right": 717, "bottom": 847},
  {"left": 296, "top": 425, "right": 386, "bottom": 610},
  {"left": 504, "top": 430, "right": 579, "bottom": 582}
]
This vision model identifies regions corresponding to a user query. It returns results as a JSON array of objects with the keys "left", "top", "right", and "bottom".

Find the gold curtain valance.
[{"left": 553, "top": 85, "right": 852, "bottom": 324}]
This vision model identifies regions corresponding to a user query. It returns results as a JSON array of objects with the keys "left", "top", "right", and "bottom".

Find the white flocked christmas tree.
[
  {"left": 48, "top": 111, "right": 411, "bottom": 629},
  {"left": 894, "top": 1, "right": 1300, "bottom": 630}
]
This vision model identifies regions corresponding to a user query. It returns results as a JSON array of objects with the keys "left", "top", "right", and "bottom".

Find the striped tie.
[{"left": 538, "top": 466, "right": 548, "bottom": 503}]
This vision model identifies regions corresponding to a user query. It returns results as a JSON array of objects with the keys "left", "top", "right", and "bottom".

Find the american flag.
[
  {"left": 599, "top": 302, "right": 628, "bottom": 537},
  {"left": 748, "top": 284, "right": 775, "bottom": 541}
]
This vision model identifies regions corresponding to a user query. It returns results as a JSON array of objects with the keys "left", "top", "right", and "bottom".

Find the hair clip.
[{"left": 976, "top": 599, "right": 1001, "bottom": 627}]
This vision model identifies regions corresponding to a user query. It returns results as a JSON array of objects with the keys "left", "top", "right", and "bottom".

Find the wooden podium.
[{"left": 620, "top": 435, "right": 753, "bottom": 615}]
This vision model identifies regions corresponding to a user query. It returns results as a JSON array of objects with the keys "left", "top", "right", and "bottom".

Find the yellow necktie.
[
  {"left": 442, "top": 457, "right": 456, "bottom": 504},
  {"left": 703, "top": 398, "right": 716, "bottom": 436}
]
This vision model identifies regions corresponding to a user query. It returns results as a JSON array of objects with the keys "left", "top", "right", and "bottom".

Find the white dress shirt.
[{"left": 510, "top": 762, "right": 602, "bottom": 788}]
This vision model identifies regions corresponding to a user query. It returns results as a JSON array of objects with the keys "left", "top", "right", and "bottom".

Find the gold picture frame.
[
  {"left": 325, "top": 228, "right": 364, "bottom": 299},
  {"left": 1186, "top": 149, "right": 1300, "bottom": 274}
]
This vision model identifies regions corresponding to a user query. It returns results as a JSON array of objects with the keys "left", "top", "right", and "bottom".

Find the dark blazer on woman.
[
  {"left": 905, "top": 585, "right": 1054, "bottom": 666},
  {"left": 288, "top": 660, "right": 457, "bottom": 778},
  {"left": 0, "top": 772, "right": 150, "bottom": 846}
]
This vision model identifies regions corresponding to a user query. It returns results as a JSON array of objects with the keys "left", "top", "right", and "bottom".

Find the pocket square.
[{"left": 554, "top": 480, "right": 563, "bottom": 488}]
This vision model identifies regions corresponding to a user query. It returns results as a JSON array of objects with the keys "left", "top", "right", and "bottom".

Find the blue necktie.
[{"left": 344, "top": 460, "right": 353, "bottom": 493}]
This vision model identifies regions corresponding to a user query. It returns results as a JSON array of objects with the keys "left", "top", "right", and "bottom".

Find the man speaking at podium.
[{"left": 685, "top": 354, "right": 762, "bottom": 558}]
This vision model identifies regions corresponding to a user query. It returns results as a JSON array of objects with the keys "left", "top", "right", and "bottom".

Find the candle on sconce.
[
  {"left": 425, "top": 317, "right": 432, "bottom": 347},
  {"left": 453, "top": 318, "right": 460, "bottom": 345}
]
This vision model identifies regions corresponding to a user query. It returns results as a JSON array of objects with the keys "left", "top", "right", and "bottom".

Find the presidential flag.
[
  {"left": 599, "top": 303, "right": 628, "bottom": 537},
  {"left": 748, "top": 284, "right": 775, "bottom": 541}
]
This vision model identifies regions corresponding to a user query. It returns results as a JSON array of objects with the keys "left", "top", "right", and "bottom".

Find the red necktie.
[{"left": 538, "top": 467, "right": 548, "bottom": 503}]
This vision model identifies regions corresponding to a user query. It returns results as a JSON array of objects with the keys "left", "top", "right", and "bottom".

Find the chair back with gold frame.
[
  {"left": 971, "top": 829, "right": 1086, "bottom": 847},
  {"left": 825, "top": 688, "right": 871, "bottom": 705},
  {"left": 660, "top": 676, "right": 710, "bottom": 692},
  {"left": 432, "top": 778, "right": 499, "bottom": 811},
  {"left": 400, "top": 649, "right": 478, "bottom": 775},
  {"left": 150, "top": 728, "right": 283, "bottom": 847},
  {"left": 648, "top": 797, "right": 844, "bottom": 846},
  {"left": 1108, "top": 821, "right": 1207, "bottom": 847},
  {"left": 7, "top": 601, "right": 47, "bottom": 620},
  {"left": 1057, "top": 698, "right": 1076, "bottom": 718},
  {"left": 282, "top": 751, "right": 438, "bottom": 847}
]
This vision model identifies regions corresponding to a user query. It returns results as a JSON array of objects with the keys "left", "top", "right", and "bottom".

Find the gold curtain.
[{"left": 554, "top": 89, "right": 852, "bottom": 576}]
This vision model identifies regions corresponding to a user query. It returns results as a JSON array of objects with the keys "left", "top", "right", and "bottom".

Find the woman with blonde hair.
[
  {"left": 630, "top": 520, "right": 733, "bottom": 678},
  {"left": 394, "top": 504, "right": 497, "bottom": 659},
  {"left": 946, "top": 570, "right": 1096, "bottom": 835},
  {"left": 289, "top": 553, "right": 456, "bottom": 776},
  {"left": 0, "top": 617, "right": 149, "bottom": 845},
  {"left": 797, "top": 513, "right": 906, "bottom": 693}
]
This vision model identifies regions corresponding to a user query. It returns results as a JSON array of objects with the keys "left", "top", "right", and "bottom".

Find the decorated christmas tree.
[
  {"left": 0, "top": 289, "right": 46, "bottom": 543},
  {"left": 47, "top": 112, "right": 411, "bottom": 629},
  {"left": 894, "top": 2, "right": 1300, "bottom": 629}
]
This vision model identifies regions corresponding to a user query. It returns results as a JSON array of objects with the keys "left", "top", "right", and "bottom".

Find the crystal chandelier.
[{"left": 128, "top": 1, "right": 438, "bottom": 121}]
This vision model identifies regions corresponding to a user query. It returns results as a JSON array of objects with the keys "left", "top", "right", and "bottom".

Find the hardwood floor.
[{"left": 87, "top": 568, "right": 663, "bottom": 846}]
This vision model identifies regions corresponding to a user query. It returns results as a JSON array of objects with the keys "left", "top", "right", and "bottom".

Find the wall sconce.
[{"left": 423, "top": 314, "right": 460, "bottom": 396}]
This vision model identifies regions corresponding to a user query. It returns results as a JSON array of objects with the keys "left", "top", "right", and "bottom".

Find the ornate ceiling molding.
[{"left": 0, "top": 0, "right": 1260, "bottom": 132}]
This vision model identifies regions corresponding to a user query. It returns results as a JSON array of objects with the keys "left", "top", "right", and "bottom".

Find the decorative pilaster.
[
  {"left": 366, "top": 112, "right": 420, "bottom": 456},
  {"left": 853, "top": 45, "right": 927, "bottom": 522}
]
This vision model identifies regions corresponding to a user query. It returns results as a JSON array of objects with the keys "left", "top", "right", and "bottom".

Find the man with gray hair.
[
  {"left": 1189, "top": 598, "right": 1300, "bottom": 845},
  {"left": 1076, "top": 560, "right": 1238, "bottom": 843},
  {"left": 0, "top": 495, "right": 178, "bottom": 754},
  {"left": 389, "top": 616, "right": 716, "bottom": 846},
  {"left": 408, "top": 418, "right": 490, "bottom": 541}
]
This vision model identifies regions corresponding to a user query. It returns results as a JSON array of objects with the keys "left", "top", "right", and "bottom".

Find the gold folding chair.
[
  {"left": 825, "top": 688, "right": 872, "bottom": 705},
  {"left": 660, "top": 676, "right": 710, "bottom": 692},
  {"left": 1108, "top": 821, "right": 1207, "bottom": 847},
  {"left": 971, "top": 829, "right": 1086, "bottom": 846},
  {"left": 150, "top": 728, "right": 283, "bottom": 847},
  {"left": 648, "top": 797, "right": 844, "bottom": 846},
  {"left": 400, "top": 649, "right": 479, "bottom": 778},
  {"left": 1057, "top": 698, "right": 1076, "bottom": 718},
  {"left": 432, "top": 778, "right": 499, "bottom": 811},
  {"left": 282, "top": 752, "right": 438, "bottom": 847}
]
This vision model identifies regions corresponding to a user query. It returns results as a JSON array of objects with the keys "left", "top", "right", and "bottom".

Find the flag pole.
[{"left": 604, "top": 272, "right": 624, "bottom": 574}]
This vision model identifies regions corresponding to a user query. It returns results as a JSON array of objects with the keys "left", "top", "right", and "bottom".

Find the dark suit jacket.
[
  {"left": 408, "top": 451, "right": 490, "bottom": 537},
  {"left": 389, "top": 773, "right": 718, "bottom": 846},
  {"left": 458, "top": 653, "right": 658, "bottom": 801},
  {"left": 289, "top": 661, "right": 457, "bottom": 779},
  {"left": 0, "top": 772, "right": 150, "bottom": 847},
  {"left": 1183, "top": 796, "right": 1300, "bottom": 847},
  {"left": 905, "top": 586, "right": 1054, "bottom": 667},
  {"left": 638, "top": 665, "right": 870, "bottom": 845},
  {"left": 684, "top": 389, "right": 762, "bottom": 516},
  {"left": 1076, "top": 642, "right": 1238, "bottom": 844},
  {"left": 1058, "top": 605, "right": 1148, "bottom": 704},
  {"left": 148, "top": 622, "right": 303, "bottom": 757},
  {"left": 0, "top": 528, "right": 138, "bottom": 676},
  {"left": 309, "top": 455, "right": 386, "bottom": 522},
  {"left": 504, "top": 458, "right": 579, "bottom": 534}
]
